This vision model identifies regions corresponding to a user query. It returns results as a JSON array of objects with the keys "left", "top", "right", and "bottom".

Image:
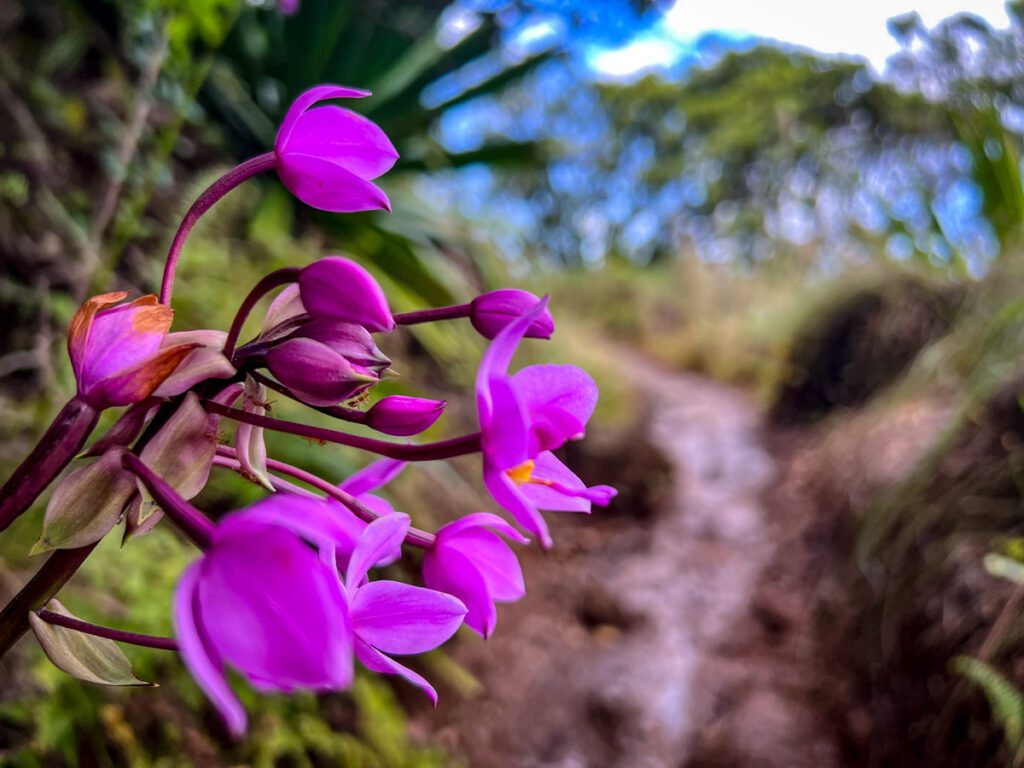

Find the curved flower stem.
[
  {"left": 0, "top": 545, "right": 97, "bottom": 659},
  {"left": 223, "top": 267, "right": 302, "bottom": 359},
  {"left": 202, "top": 399, "right": 481, "bottom": 461},
  {"left": 214, "top": 448, "right": 435, "bottom": 548},
  {"left": 158, "top": 152, "right": 276, "bottom": 305},
  {"left": 393, "top": 304, "right": 470, "bottom": 326},
  {"left": 35, "top": 609, "right": 178, "bottom": 651},
  {"left": 0, "top": 398, "right": 99, "bottom": 534},
  {"left": 248, "top": 371, "right": 368, "bottom": 425},
  {"left": 120, "top": 453, "right": 214, "bottom": 548}
]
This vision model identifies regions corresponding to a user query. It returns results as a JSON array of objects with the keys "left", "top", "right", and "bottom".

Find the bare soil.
[{"left": 422, "top": 359, "right": 952, "bottom": 768}]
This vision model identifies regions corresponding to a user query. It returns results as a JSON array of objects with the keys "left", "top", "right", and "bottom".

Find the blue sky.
[{"left": 588, "top": 0, "right": 1013, "bottom": 79}]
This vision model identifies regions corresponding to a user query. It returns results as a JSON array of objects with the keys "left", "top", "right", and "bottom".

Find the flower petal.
[
  {"left": 338, "top": 458, "right": 407, "bottom": 497},
  {"left": 93, "top": 343, "right": 197, "bottom": 407},
  {"left": 287, "top": 106, "right": 398, "bottom": 180},
  {"left": 67, "top": 292, "right": 128, "bottom": 375},
  {"left": 153, "top": 331, "right": 235, "bottom": 398},
  {"left": 484, "top": 464, "right": 552, "bottom": 549},
  {"left": 351, "top": 580, "right": 466, "bottom": 654},
  {"left": 277, "top": 152, "right": 391, "bottom": 213},
  {"left": 475, "top": 297, "right": 551, "bottom": 418},
  {"left": 219, "top": 495, "right": 363, "bottom": 554},
  {"left": 80, "top": 298, "right": 173, "bottom": 389},
  {"left": 481, "top": 376, "right": 531, "bottom": 470},
  {"left": 346, "top": 513, "right": 410, "bottom": 586},
  {"left": 265, "top": 337, "right": 375, "bottom": 407},
  {"left": 275, "top": 85, "right": 371, "bottom": 153},
  {"left": 298, "top": 257, "right": 395, "bottom": 332},
  {"left": 197, "top": 523, "right": 352, "bottom": 692},
  {"left": 445, "top": 528, "right": 526, "bottom": 603},
  {"left": 355, "top": 637, "right": 437, "bottom": 704},
  {"left": 422, "top": 546, "right": 498, "bottom": 637},
  {"left": 173, "top": 561, "right": 247, "bottom": 737},
  {"left": 437, "top": 512, "right": 530, "bottom": 544},
  {"left": 511, "top": 364, "right": 598, "bottom": 452}
]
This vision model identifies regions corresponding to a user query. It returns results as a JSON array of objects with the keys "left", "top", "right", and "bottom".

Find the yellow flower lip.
[{"left": 507, "top": 459, "right": 535, "bottom": 486}]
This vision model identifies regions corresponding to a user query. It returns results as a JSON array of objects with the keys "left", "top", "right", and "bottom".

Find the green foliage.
[{"left": 953, "top": 656, "right": 1024, "bottom": 765}]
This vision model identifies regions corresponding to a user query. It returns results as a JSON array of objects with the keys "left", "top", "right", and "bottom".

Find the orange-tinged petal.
[
  {"left": 95, "top": 343, "right": 198, "bottom": 408},
  {"left": 67, "top": 292, "right": 129, "bottom": 373}
]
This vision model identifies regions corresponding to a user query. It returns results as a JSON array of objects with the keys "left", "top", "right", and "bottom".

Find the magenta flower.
[
  {"left": 423, "top": 513, "right": 528, "bottom": 637},
  {"left": 343, "top": 514, "right": 467, "bottom": 702},
  {"left": 275, "top": 86, "right": 398, "bottom": 213},
  {"left": 299, "top": 256, "right": 396, "bottom": 332},
  {"left": 69, "top": 292, "right": 196, "bottom": 410},
  {"left": 365, "top": 396, "right": 446, "bottom": 436},
  {"left": 476, "top": 299, "right": 616, "bottom": 547},
  {"left": 174, "top": 496, "right": 357, "bottom": 736},
  {"left": 470, "top": 289, "right": 555, "bottom": 340}
]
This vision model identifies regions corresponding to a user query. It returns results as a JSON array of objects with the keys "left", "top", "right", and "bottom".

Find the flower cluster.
[{"left": 0, "top": 85, "right": 615, "bottom": 736}]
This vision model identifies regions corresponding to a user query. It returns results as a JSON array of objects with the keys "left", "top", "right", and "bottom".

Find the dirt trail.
[{"left": 426, "top": 359, "right": 844, "bottom": 767}]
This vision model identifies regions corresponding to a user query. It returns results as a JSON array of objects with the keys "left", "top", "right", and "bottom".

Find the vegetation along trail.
[{"left": 428, "top": 355, "right": 847, "bottom": 767}]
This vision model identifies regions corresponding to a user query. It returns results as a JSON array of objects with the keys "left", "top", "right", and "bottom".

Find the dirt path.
[{"left": 425, "top": 360, "right": 845, "bottom": 767}]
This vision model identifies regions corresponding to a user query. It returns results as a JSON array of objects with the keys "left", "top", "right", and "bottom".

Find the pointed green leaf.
[{"left": 28, "top": 600, "right": 153, "bottom": 687}]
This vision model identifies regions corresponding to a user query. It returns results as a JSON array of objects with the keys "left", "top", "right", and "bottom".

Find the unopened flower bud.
[
  {"left": 365, "top": 396, "right": 446, "bottom": 436},
  {"left": 469, "top": 290, "right": 554, "bottom": 340},
  {"left": 266, "top": 338, "right": 379, "bottom": 407},
  {"left": 299, "top": 256, "right": 395, "bottom": 332},
  {"left": 291, "top": 319, "right": 391, "bottom": 375},
  {"left": 275, "top": 86, "right": 398, "bottom": 214}
]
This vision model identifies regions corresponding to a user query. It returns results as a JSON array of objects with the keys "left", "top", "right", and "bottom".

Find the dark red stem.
[
  {"left": 393, "top": 304, "right": 471, "bottom": 326},
  {"left": 0, "top": 397, "right": 99, "bottom": 534},
  {"left": 223, "top": 267, "right": 302, "bottom": 359},
  {"left": 202, "top": 399, "right": 481, "bottom": 461},
  {"left": 0, "top": 545, "right": 97, "bottom": 659},
  {"left": 120, "top": 452, "right": 214, "bottom": 548},
  {"left": 36, "top": 609, "right": 178, "bottom": 651},
  {"left": 159, "top": 152, "right": 276, "bottom": 305}
]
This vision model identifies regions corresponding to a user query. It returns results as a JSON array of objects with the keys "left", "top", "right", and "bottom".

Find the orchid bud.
[
  {"left": 364, "top": 396, "right": 446, "bottom": 436},
  {"left": 265, "top": 338, "right": 379, "bottom": 407},
  {"left": 298, "top": 256, "right": 395, "bottom": 332},
  {"left": 68, "top": 293, "right": 196, "bottom": 410},
  {"left": 290, "top": 319, "right": 391, "bottom": 375},
  {"left": 469, "top": 290, "right": 555, "bottom": 340},
  {"left": 274, "top": 86, "right": 398, "bottom": 213}
]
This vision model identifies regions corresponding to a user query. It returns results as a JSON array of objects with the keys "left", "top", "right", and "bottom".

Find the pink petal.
[
  {"left": 438, "top": 512, "right": 530, "bottom": 544},
  {"left": 197, "top": 523, "right": 352, "bottom": 691},
  {"left": 511, "top": 364, "right": 598, "bottom": 452},
  {"left": 287, "top": 106, "right": 398, "bottom": 180},
  {"left": 275, "top": 85, "right": 371, "bottom": 153},
  {"left": 484, "top": 464, "right": 552, "bottom": 549},
  {"left": 338, "top": 458, "right": 407, "bottom": 497},
  {"left": 445, "top": 528, "right": 526, "bottom": 603},
  {"left": 153, "top": 331, "right": 235, "bottom": 398},
  {"left": 173, "top": 562, "right": 247, "bottom": 737},
  {"left": 351, "top": 580, "right": 466, "bottom": 654},
  {"left": 261, "top": 284, "right": 307, "bottom": 333},
  {"left": 481, "top": 376, "right": 531, "bottom": 470},
  {"left": 346, "top": 513, "right": 410, "bottom": 586},
  {"left": 423, "top": 546, "right": 498, "bottom": 637},
  {"left": 219, "top": 495, "right": 363, "bottom": 553},
  {"left": 355, "top": 637, "right": 437, "bottom": 704},
  {"left": 277, "top": 152, "right": 391, "bottom": 213}
]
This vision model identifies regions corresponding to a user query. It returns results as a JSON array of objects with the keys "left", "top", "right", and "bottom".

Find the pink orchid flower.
[
  {"left": 173, "top": 496, "right": 357, "bottom": 736},
  {"left": 342, "top": 514, "right": 467, "bottom": 703},
  {"left": 423, "top": 513, "right": 529, "bottom": 637},
  {"left": 476, "top": 299, "right": 617, "bottom": 548},
  {"left": 275, "top": 86, "right": 398, "bottom": 213}
]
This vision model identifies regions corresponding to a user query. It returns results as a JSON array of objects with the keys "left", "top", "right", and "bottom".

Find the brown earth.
[{"left": 421, "top": 358, "right": 953, "bottom": 768}]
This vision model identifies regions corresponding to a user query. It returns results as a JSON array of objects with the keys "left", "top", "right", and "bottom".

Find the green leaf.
[
  {"left": 28, "top": 600, "right": 153, "bottom": 687},
  {"left": 952, "top": 655, "right": 1024, "bottom": 764},
  {"left": 33, "top": 449, "right": 135, "bottom": 554}
]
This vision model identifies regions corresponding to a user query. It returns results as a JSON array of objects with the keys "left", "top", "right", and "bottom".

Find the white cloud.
[{"left": 590, "top": 0, "right": 1013, "bottom": 78}]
